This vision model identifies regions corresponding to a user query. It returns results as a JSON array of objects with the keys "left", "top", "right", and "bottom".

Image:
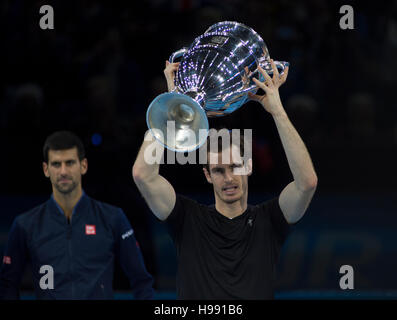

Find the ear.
[
  {"left": 80, "top": 158, "right": 88, "bottom": 175},
  {"left": 43, "top": 162, "right": 50, "bottom": 178},
  {"left": 203, "top": 167, "right": 212, "bottom": 184}
]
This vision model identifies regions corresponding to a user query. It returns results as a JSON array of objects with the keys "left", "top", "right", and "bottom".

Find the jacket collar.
[{"left": 48, "top": 191, "right": 89, "bottom": 222}]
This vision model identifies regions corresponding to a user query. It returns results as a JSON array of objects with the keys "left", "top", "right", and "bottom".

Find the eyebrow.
[
  {"left": 211, "top": 163, "right": 243, "bottom": 171},
  {"left": 231, "top": 163, "right": 243, "bottom": 167},
  {"left": 50, "top": 159, "right": 76, "bottom": 164}
]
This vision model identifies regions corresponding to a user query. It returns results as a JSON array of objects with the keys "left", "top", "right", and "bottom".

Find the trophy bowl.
[{"left": 146, "top": 21, "right": 289, "bottom": 152}]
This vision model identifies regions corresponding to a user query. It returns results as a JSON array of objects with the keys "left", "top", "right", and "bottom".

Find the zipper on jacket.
[{"left": 66, "top": 224, "right": 74, "bottom": 298}]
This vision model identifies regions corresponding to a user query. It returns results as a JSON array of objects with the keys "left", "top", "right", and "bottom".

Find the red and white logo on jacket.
[
  {"left": 85, "top": 225, "right": 96, "bottom": 235},
  {"left": 3, "top": 256, "right": 11, "bottom": 264}
]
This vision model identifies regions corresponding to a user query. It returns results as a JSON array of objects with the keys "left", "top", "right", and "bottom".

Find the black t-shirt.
[{"left": 165, "top": 194, "right": 293, "bottom": 300}]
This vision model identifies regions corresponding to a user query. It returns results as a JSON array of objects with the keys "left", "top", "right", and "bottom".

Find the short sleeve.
[
  {"left": 165, "top": 194, "right": 197, "bottom": 243},
  {"left": 261, "top": 197, "right": 292, "bottom": 246}
]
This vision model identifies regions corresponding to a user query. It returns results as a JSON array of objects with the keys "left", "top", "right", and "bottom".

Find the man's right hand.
[{"left": 164, "top": 60, "right": 180, "bottom": 92}]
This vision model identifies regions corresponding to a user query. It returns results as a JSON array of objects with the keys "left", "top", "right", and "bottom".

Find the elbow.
[
  {"left": 300, "top": 174, "right": 318, "bottom": 192},
  {"left": 132, "top": 164, "right": 144, "bottom": 184},
  {"left": 306, "top": 174, "right": 318, "bottom": 191},
  {"left": 132, "top": 163, "right": 155, "bottom": 186}
]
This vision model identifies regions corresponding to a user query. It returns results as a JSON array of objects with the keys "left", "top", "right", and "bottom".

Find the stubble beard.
[
  {"left": 54, "top": 180, "right": 78, "bottom": 195},
  {"left": 216, "top": 187, "right": 243, "bottom": 204}
]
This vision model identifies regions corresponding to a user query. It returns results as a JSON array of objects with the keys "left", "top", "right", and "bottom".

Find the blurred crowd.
[{"left": 0, "top": 0, "right": 396, "bottom": 195}]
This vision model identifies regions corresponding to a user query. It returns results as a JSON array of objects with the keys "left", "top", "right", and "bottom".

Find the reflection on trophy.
[{"left": 146, "top": 21, "right": 289, "bottom": 152}]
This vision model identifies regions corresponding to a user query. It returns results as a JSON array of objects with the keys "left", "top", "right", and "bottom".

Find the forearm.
[
  {"left": 132, "top": 131, "right": 176, "bottom": 220},
  {"left": 117, "top": 234, "right": 154, "bottom": 300},
  {"left": 272, "top": 106, "right": 317, "bottom": 191},
  {"left": 0, "top": 220, "right": 26, "bottom": 300},
  {"left": 252, "top": 62, "right": 316, "bottom": 222},
  {"left": 132, "top": 131, "right": 163, "bottom": 184}
]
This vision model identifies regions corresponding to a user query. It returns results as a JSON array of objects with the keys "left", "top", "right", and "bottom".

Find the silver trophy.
[{"left": 146, "top": 21, "right": 289, "bottom": 152}]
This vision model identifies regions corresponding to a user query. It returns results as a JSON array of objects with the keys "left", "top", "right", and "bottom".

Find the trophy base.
[{"left": 146, "top": 92, "right": 209, "bottom": 152}]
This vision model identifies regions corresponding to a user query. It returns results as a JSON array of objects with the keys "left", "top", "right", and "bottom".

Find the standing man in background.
[{"left": 0, "top": 131, "right": 154, "bottom": 299}]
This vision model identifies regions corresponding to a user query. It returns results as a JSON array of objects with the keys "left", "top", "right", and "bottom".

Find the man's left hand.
[{"left": 248, "top": 59, "right": 289, "bottom": 116}]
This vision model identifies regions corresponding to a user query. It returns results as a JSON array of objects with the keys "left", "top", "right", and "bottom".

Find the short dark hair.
[
  {"left": 203, "top": 128, "right": 247, "bottom": 172},
  {"left": 43, "top": 131, "right": 85, "bottom": 163}
]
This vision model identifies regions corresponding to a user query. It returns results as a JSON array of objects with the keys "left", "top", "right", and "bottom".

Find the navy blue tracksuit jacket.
[{"left": 0, "top": 193, "right": 154, "bottom": 299}]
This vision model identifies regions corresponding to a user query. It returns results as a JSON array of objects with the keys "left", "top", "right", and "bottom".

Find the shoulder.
[
  {"left": 16, "top": 201, "right": 49, "bottom": 228},
  {"left": 86, "top": 197, "right": 129, "bottom": 231},
  {"left": 172, "top": 194, "right": 207, "bottom": 214},
  {"left": 255, "top": 196, "right": 293, "bottom": 242},
  {"left": 176, "top": 194, "right": 201, "bottom": 206},
  {"left": 252, "top": 197, "right": 281, "bottom": 214},
  {"left": 6, "top": 201, "right": 50, "bottom": 239},
  {"left": 88, "top": 197, "right": 123, "bottom": 216},
  {"left": 250, "top": 197, "right": 288, "bottom": 227},
  {"left": 165, "top": 193, "right": 206, "bottom": 224}
]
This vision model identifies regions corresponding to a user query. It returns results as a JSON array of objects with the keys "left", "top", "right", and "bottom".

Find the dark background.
[{"left": 0, "top": 0, "right": 397, "bottom": 299}]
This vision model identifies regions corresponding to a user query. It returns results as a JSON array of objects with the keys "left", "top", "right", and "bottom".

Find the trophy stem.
[
  {"left": 168, "top": 103, "right": 195, "bottom": 124},
  {"left": 185, "top": 90, "right": 206, "bottom": 108}
]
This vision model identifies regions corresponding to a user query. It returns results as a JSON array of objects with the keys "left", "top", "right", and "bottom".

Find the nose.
[
  {"left": 224, "top": 169, "right": 234, "bottom": 183},
  {"left": 60, "top": 163, "right": 68, "bottom": 175}
]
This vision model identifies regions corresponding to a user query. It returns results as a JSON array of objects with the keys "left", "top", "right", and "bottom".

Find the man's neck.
[
  {"left": 215, "top": 197, "right": 248, "bottom": 219},
  {"left": 53, "top": 188, "right": 83, "bottom": 220}
]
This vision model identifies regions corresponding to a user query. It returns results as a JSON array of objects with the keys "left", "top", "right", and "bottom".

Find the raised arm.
[
  {"left": 132, "top": 61, "right": 179, "bottom": 221},
  {"left": 132, "top": 132, "right": 176, "bottom": 221},
  {"left": 164, "top": 60, "right": 179, "bottom": 92},
  {"left": 249, "top": 60, "right": 318, "bottom": 224}
]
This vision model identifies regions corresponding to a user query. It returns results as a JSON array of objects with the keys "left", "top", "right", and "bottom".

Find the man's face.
[
  {"left": 203, "top": 144, "right": 252, "bottom": 205},
  {"left": 43, "top": 148, "right": 87, "bottom": 194}
]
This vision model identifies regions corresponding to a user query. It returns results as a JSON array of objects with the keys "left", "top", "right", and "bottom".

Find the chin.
[
  {"left": 56, "top": 184, "right": 77, "bottom": 194},
  {"left": 222, "top": 194, "right": 242, "bottom": 204}
]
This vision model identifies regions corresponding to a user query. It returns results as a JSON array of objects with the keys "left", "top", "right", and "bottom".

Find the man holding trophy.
[{"left": 133, "top": 22, "right": 317, "bottom": 299}]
